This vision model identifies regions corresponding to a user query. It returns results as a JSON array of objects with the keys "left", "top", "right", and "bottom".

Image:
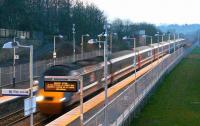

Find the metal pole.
[
  {"left": 30, "top": 45, "right": 33, "bottom": 126},
  {"left": 134, "top": 38, "right": 136, "bottom": 79},
  {"left": 150, "top": 37, "right": 154, "bottom": 68},
  {"left": 110, "top": 33, "right": 112, "bottom": 54},
  {"left": 168, "top": 34, "right": 171, "bottom": 54},
  {"left": 53, "top": 36, "right": 56, "bottom": 65},
  {"left": 178, "top": 33, "right": 180, "bottom": 39},
  {"left": 99, "top": 42, "right": 101, "bottom": 56},
  {"left": 157, "top": 35, "right": 160, "bottom": 61},
  {"left": 80, "top": 76, "right": 83, "bottom": 126},
  {"left": 104, "top": 24, "right": 108, "bottom": 126},
  {"left": 13, "top": 37, "right": 16, "bottom": 87},
  {"left": 150, "top": 36, "right": 153, "bottom": 46},
  {"left": 198, "top": 31, "right": 200, "bottom": 46},
  {"left": 13, "top": 47, "right": 16, "bottom": 87},
  {"left": 161, "top": 42, "right": 164, "bottom": 78},
  {"left": 161, "top": 35, "right": 164, "bottom": 56},
  {"left": 98, "top": 36, "right": 101, "bottom": 56},
  {"left": 72, "top": 24, "right": 76, "bottom": 62},
  {"left": 144, "top": 36, "right": 147, "bottom": 45},
  {"left": 0, "top": 68, "right": 1, "bottom": 88},
  {"left": 173, "top": 33, "right": 176, "bottom": 52},
  {"left": 81, "top": 36, "right": 83, "bottom": 59},
  {"left": 157, "top": 37, "right": 161, "bottom": 82}
]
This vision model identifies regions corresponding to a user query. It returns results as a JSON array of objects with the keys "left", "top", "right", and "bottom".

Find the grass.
[{"left": 132, "top": 48, "right": 200, "bottom": 126}]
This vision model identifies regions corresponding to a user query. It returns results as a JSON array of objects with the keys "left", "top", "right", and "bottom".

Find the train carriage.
[{"left": 36, "top": 39, "right": 185, "bottom": 114}]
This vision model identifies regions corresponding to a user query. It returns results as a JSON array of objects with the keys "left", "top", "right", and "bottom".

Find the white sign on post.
[
  {"left": 14, "top": 55, "right": 19, "bottom": 59},
  {"left": 24, "top": 96, "right": 36, "bottom": 116},
  {"left": 53, "top": 52, "right": 56, "bottom": 58},
  {"left": 2, "top": 89, "right": 30, "bottom": 96}
]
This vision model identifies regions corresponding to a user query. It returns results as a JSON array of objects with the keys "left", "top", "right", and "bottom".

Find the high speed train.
[{"left": 36, "top": 39, "right": 185, "bottom": 114}]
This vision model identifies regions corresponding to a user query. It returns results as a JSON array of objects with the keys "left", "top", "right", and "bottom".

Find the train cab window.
[{"left": 44, "top": 97, "right": 53, "bottom": 101}]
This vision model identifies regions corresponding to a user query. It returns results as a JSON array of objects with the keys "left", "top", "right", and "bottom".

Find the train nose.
[{"left": 36, "top": 89, "right": 64, "bottom": 114}]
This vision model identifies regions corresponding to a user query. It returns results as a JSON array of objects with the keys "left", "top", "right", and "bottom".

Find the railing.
[
  {"left": 83, "top": 43, "right": 197, "bottom": 126},
  {"left": 0, "top": 50, "right": 103, "bottom": 88}
]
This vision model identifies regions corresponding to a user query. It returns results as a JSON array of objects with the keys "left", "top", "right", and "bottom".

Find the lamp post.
[
  {"left": 143, "top": 35, "right": 152, "bottom": 45},
  {"left": 161, "top": 34, "right": 165, "bottom": 56},
  {"left": 87, "top": 24, "right": 110, "bottom": 125},
  {"left": 168, "top": 33, "right": 171, "bottom": 54},
  {"left": 72, "top": 24, "right": 76, "bottom": 61},
  {"left": 155, "top": 33, "right": 165, "bottom": 61},
  {"left": 109, "top": 33, "right": 117, "bottom": 54},
  {"left": 103, "top": 23, "right": 109, "bottom": 126},
  {"left": 98, "top": 33, "right": 104, "bottom": 56},
  {"left": 79, "top": 75, "right": 83, "bottom": 126},
  {"left": 4, "top": 36, "right": 25, "bottom": 87},
  {"left": 81, "top": 34, "right": 90, "bottom": 59},
  {"left": 123, "top": 36, "right": 136, "bottom": 77},
  {"left": 198, "top": 31, "right": 200, "bottom": 46},
  {"left": 178, "top": 33, "right": 180, "bottom": 39},
  {"left": 88, "top": 38, "right": 104, "bottom": 56},
  {"left": 173, "top": 33, "right": 176, "bottom": 52},
  {"left": 143, "top": 35, "right": 153, "bottom": 64},
  {"left": 53, "top": 35, "right": 63, "bottom": 65},
  {"left": 155, "top": 33, "right": 161, "bottom": 61},
  {"left": 3, "top": 41, "right": 34, "bottom": 126},
  {"left": 162, "top": 34, "right": 165, "bottom": 42},
  {"left": 13, "top": 37, "right": 16, "bottom": 88}
]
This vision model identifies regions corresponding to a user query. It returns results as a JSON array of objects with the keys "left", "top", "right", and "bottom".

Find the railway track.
[
  {"left": 0, "top": 109, "right": 24, "bottom": 126},
  {"left": 0, "top": 108, "right": 56, "bottom": 126}
]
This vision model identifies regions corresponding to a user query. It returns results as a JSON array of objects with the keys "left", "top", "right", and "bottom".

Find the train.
[{"left": 36, "top": 39, "right": 185, "bottom": 114}]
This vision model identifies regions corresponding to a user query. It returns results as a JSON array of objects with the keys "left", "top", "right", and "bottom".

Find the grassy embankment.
[{"left": 132, "top": 48, "right": 200, "bottom": 126}]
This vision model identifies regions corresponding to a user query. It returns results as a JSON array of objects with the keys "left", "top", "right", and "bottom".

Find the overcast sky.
[{"left": 84, "top": 0, "right": 200, "bottom": 25}]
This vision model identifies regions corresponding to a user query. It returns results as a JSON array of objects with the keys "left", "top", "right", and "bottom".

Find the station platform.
[
  {"left": 0, "top": 96, "right": 19, "bottom": 104},
  {"left": 0, "top": 80, "right": 38, "bottom": 104},
  {"left": 46, "top": 54, "right": 170, "bottom": 126}
]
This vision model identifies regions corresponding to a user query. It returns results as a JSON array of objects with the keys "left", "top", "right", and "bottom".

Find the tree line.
[
  {"left": 0, "top": 0, "right": 106, "bottom": 40},
  {"left": 111, "top": 18, "right": 159, "bottom": 40},
  {"left": 0, "top": 0, "right": 160, "bottom": 41}
]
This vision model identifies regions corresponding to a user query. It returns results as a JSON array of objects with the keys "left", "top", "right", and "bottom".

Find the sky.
[{"left": 84, "top": 0, "right": 200, "bottom": 25}]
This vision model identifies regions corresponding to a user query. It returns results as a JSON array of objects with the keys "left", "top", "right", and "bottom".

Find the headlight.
[
  {"left": 36, "top": 96, "right": 44, "bottom": 102},
  {"left": 33, "top": 80, "right": 39, "bottom": 86},
  {"left": 59, "top": 97, "right": 66, "bottom": 102}
]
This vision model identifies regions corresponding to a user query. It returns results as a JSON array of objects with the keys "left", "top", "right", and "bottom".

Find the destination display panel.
[{"left": 44, "top": 81, "right": 78, "bottom": 92}]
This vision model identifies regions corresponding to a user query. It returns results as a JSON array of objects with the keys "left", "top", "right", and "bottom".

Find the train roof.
[
  {"left": 110, "top": 50, "right": 132, "bottom": 59},
  {"left": 43, "top": 47, "right": 148, "bottom": 76},
  {"left": 135, "top": 46, "right": 150, "bottom": 52},
  {"left": 44, "top": 39, "right": 185, "bottom": 76},
  {"left": 74, "top": 56, "right": 104, "bottom": 67},
  {"left": 44, "top": 65, "right": 73, "bottom": 76},
  {"left": 44, "top": 57, "right": 103, "bottom": 76}
]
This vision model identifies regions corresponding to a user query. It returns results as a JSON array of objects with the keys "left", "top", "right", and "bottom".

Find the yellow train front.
[
  {"left": 37, "top": 88, "right": 65, "bottom": 114},
  {"left": 36, "top": 57, "right": 105, "bottom": 114},
  {"left": 36, "top": 65, "right": 78, "bottom": 114}
]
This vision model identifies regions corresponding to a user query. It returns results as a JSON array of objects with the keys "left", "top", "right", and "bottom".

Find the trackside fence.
[
  {"left": 0, "top": 50, "right": 103, "bottom": 88},
  {"left": 83, "top": 43, "right": 197, "bottom": 126}
]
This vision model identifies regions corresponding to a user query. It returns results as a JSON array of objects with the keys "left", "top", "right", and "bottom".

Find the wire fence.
[
  {"left": 0, "top": 50, "right": 103, "bottom": 88},
  {"left": 83, "top": 43, "right": 197, "bottom": 126}
]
